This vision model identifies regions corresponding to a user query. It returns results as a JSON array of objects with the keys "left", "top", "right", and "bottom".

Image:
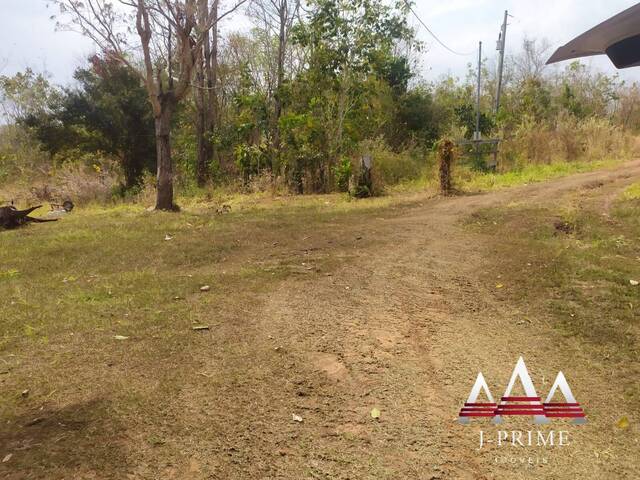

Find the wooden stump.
[
  {"left": 353, "top": 155, "right": 373, "bottom": 198},
  {"left": 438, "top": 139, "right": 455, "bottom": 196}
]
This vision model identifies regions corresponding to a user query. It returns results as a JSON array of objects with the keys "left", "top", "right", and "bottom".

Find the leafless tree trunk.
[
  {"left": 272, "top": 2, "right": 287, "bottom": 152},
  {"left": 438, "top": 139, "right": 455, "bottom": 196},
  {"left": 209, "top": 4, "right": 219, "bottom": 176},
  {"left": 249, "top": 0, "right": 300, "bottom": 164},
  {"left": 195, "top": 0, "right": 220, "bottom": 187},
  {"left": 155, "top": 100, "right": 176, "bottom": 209},
  {"left": 195, "top": 61, "right": 207, "bottom": 187}
]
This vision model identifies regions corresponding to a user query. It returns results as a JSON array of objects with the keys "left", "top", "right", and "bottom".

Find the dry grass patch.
[
  {"left": 464, "top": 193, "right": 640, "bottom": 408},
  {"left": 0, "top": 192, "right": 423, "bottom": 478}
]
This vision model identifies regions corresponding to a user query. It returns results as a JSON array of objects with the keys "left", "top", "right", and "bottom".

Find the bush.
[
  {"left": 235, "top": 143, "right": 269, "bottom": 184},
  {"left": 333, "top": 157, "right": 352, "bottom": 192},
  {"left": 499, "top": 114, "right": 634, "bottom": 169},
  {"left": 0, "top": 141, "right": 121, "bottom": 206},
  {"left": 0, "top": 125, "right": 49, "bottom": 183},
  {"left": 356, "top": 138, "right": 425, "bottom": 194}
]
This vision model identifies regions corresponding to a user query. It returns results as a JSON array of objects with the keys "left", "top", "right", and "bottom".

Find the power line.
[{"left": 402, "top": 0, "right": 473, "bottom": 57}]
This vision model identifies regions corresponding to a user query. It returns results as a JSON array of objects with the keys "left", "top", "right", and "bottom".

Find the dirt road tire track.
[{"left": 245, "top": 160, "right": 640, "bottom": 479}]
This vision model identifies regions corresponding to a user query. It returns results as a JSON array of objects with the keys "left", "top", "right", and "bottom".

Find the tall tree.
[
  {"left": 0, "top": 68, "right": 59, "bottom": 123},
  {"left": 52, "top": 0, "right": 246, "bottom": 210},
  {"left": 24, "top": 55, "right": 156, "bottom": 189},
  {"left": 248, "top": 0, "right": 300, "bottom": 160},
  {"left": 290, "top": 0, "right": 414, "bottom": 189},
  {"left": 511, "top": 37, "right": 552, "bottom": 83},
  {"left": 194, "top": 0, "right": 222, "bottom": 186}
]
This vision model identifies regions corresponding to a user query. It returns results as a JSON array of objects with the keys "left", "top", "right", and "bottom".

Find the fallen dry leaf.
[
  {"left": 616, "top": 416, "right": 630, "bottom": 429},
  {"left": 370, "top": 408, "right": 381, "bottom": 420}
]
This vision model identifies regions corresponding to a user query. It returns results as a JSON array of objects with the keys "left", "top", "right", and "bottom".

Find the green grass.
[
  {"left": 0, "top": 193, "right": 408, "bottom": 375},
  {"left": 458, "top": 158, "right": 621, "bottom": 191},
  {"left": 387, "top": 157, "right": 625, "bottom": 195},
  {"left": 622, "top": 181, "right": 640, "bottom": 200},
  {"left": 0, "top": 199, "right": 361, "bottom": 347},
  {"left": 0, "top": 190, "right": 425, "bottom": 375}
]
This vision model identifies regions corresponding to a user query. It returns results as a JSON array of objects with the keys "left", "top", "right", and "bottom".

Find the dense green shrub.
[{"left": 333, "top": 158, "right": 352, "bottom": 192}]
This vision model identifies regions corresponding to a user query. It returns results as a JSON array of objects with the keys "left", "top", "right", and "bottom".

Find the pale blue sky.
[{"left": 1, "top": 0, "right": 639, "bottom": 85}]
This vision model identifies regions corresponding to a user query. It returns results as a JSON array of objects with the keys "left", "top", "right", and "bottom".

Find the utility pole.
[
  {"left": 490, "top": 10, "right": 508, "bottom": 169},
  {"left": 475, "top": 41, "right": 482, "bottom": 140},
  {"left": 494, "top": 10, "right": 508, "bottom": 114},
  {"left": 475, "top": 41, "right": 482, "bottom": 166}
]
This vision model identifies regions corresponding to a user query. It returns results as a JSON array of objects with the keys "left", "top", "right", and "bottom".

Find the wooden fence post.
[{"left": 438, "top": 139, "right": 455, "bottom": 196}]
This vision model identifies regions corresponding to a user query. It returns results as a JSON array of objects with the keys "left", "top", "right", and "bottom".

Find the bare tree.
[
  {"left": 0, "top": 68, "right": 58, "bottom": 123},
  {"left": 510, "top": 37, "right": 552, "bottom": 83},
  {"left": 195, "top": 0, "right": 220, "bottom": 186},
  {"left": 248, "top": 0, "right": 300, "bottom": 159},
  {"left": 52, "top": 0, "right": 246, "bottom": 209}
]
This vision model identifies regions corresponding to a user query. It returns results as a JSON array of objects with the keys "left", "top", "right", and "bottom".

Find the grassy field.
[
  {"left": 0, "top": 190, "right": 423, "bottom": 477},
  {"left": 1, "top": 161, "right": 639, "bottom": 479},
  {"left": 465, "top": 180, "right": 640, "bottom": 406},
  {"left": 387, "top": 157, "right": 624, "bottom": 195},
  {"left": 457, "top": 159, "right": 622, "bottom": 191},
  {"left": 0, "top": 192, "right": 398, "bottom": 366}
]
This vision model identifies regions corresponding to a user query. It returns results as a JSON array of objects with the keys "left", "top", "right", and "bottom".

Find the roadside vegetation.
[{"left": 1, "top": 2, "right": 639, "bottom": 209}]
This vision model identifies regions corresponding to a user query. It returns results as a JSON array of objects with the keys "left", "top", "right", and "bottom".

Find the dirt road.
[
  {"left": 227, "top": 161, "right": 640, "bottom": 480},
  {"left": 2, "top": 161, "right": 639, "bottom": 479}
]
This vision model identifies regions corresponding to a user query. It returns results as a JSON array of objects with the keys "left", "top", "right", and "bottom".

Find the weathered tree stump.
[
  {"left": 438, "top": 139, "right": 455, "bottom": 196},
  {"left": 0, "top": 205, "right": 58, "bottom": 229},
  {"left": 353, "top": 155, "right": 373, "bottom": 198}
]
